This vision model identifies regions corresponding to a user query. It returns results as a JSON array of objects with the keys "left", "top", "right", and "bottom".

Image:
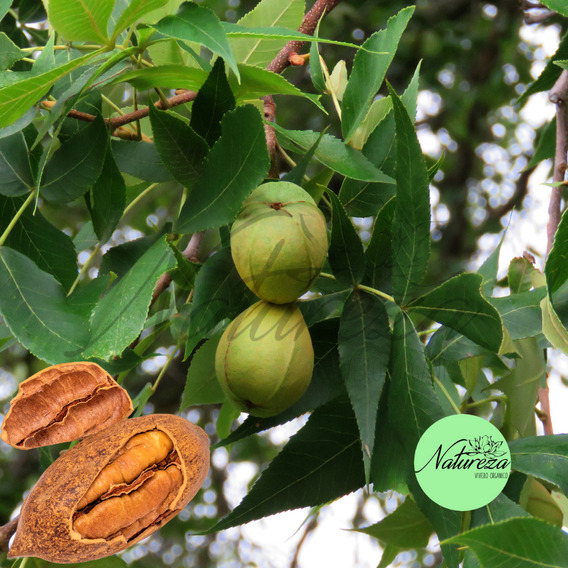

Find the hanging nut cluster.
[
  {"left": 216, "top": 182, "right": 328, "bottom": 417},
  {"left": 2, "top": 363, "right": 210, "bottom": 563}
]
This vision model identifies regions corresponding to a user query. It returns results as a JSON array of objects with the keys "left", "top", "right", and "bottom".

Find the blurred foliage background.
[{"left": 0, "top": 0, "right": 561, "bottom": 566}]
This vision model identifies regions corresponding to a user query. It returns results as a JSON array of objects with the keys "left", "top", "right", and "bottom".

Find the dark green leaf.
[
  {"left": 363, "top": 197, "right": 395, "bottom": 292},
  {"left": 339, "top": 63, "right": 420, "bottom": 217},
  {"left": 326, "top": 190, "right": 365, "bottom": 285},
  {"left": 0, "top": 32, "right": 23, "bottom": 70},
  {"left": 342, "top": 6, "right": 414, "bottom": 142},
  {"left": 273, "top": 124, "right": 394, "bottom": 183},
  {"left": 216, "top": 318, "right": 345, "bottom": 446},
  {"left": 169, "top": 245, "right": 199, "bottom": 291},
  {"left": 298, "top": 290, "right": 349, "bottom": 327},
  {"left": 470, "top": 492, "right": 529, "bottom": 528},
  {"left": 181, "top": 334, "right": 225, "bottom": 409},
  {"left": 0, "top": 130, "right": 33, "bottom": 196},
  {"left": 175, "top": 105, "right": 269, "bottom": 233},
  {"left": 190, "top": 57, "right": 235, "bottom": 147},
  {"left": 489, "top": 288, "right": 545, "bottom": 340},
  {"left": 443, "top": 517, "right": 568, "bottom": 568},
  {"left": 546, "top": 207, "right": 568, "bottom": 296},
  {"left": 410, "top": 477, "right": 460, "bottom": 568},
  {"left": 99, "top": 232, "right": 164, "bottom": 278},
  {"left": 0, "top": 247, "right": 88, "bottom": 363},
  {"left": 0, "top": 195, "right": 77, "bottom": 291},
  {"left": 426, "top": 325, "right": 489, "bottom": 364},
  {"left": 149, "top": 104, "right": 208, "bottom": 188},
  {"left": 389, "top": 84, "right": 430, "bottom": 305},
  {"left": 111, "top": 139, "right": 175, "bottom": 183},
  {"left": 41, "top": 115, "right": 108, "bottom": 203},
  {"left": 354, "top": 497, "right": 433, "bottom": 548},
  {"left": 540, "top": 1, "right": 568, "bottom": 18},
  {"left": 408, "top": 273, "right": 503, "bottom": 352},
  {"left": 339, "top": 289, "right": 390, "bottom": 481},
  {"left": 90, "top": 145, "right": 126, "bottom": 243},
  {"left": 509, "top": 434, "right": 568, "bottom": 496},
  {"left": 153, "top": 3, "right": 239, "bottom": 80},
  {"left": 309, "top": 21, "right": 325, "bottom": 93},
  {"left": 389, "top": 310, "right": 445, "bottom": 446},
  {"left": 83, "top": 236, "right": 177, "bottom": 360},
  {"left": 185, "top": 247, "right": 254, "bottom": 355},
  {"left": 282, "top": 130, "right": 325, "bottom": 186},
  {"left": 207, "top": 397, "right": 364, "bottom": 532}
]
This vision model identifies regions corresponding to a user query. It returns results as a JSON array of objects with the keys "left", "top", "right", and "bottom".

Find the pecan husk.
[{"left": 8, "top": 414, "right": 210, "bottom": 563}]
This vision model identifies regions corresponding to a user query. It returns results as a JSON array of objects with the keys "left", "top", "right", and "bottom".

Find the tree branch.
[
  {"left": 41, "top": 90, "right": 197, "bottom": 136},
  {"left": 546, "top": 70, "right": 568, "bottom": 256},
  {"left": 267, "top": 0, "right": 342, "bottom": 74},
  {"left": 0, "top": 518, "right": 18, "bottom": 553},
  {"left": 538, "top": 386, "right": 554, "bottom": 435}
]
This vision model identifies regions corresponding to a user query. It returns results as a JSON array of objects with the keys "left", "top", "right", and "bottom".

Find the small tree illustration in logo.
[{"left": 467, "top": 435, "right": 507, "bottom": 458}]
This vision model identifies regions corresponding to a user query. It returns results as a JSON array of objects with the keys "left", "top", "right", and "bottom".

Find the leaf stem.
[
  {"left": 356, "top": 283, "right": 396, "bottom": 303},
  {"left": 124, "top": 183, "right": 159, "bottom": 216},
  {"left": 151, "top": 345, "right": 179, "bottom": 393},
  {"left": 67, "top": 243, "right": 102, "bottom": 296},
  {"left": 432, "top": 374, "right": 461, "bottom": 415},
  {"left": 0, "top": 190, "right": 36, "bottom": 248}
]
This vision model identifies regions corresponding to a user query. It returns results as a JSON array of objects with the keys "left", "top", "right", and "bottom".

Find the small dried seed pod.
[
  {"left": 9, "top": 414, "right": 210, "bottom": 563},
  {"left": 1, "top": 362, "right": 133, "bottom": 449}
]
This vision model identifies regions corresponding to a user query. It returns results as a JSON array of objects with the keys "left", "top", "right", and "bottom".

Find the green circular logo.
[{"left": 414, "top": 415, "right": 511, "bottom": 511}]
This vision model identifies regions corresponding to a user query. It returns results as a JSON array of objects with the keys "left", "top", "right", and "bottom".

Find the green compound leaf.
[
  {"left": 112, "top": 0, "right": 169, "bottom": 40},
  {"left": 153, "top": 3, "right": 240, "bottom": 81},
  {"left": 184, "top": 247, "right": 254, "bottom": 357},
  {"left": 229, "top": 0, "right": 303, "bottom": 67},
  {"left": 273, "top": 123, "right": 394, "bottom": 184},
  {"left": 89, "top": 145, "right": 126, "bottom": 244},
  {"left": 175, "top": 105, "right": 269, "bottom": 233},
  {"left": 40, "top": 115, "right": 109, "bottom": 203},
  {"left": 353, "top": 497, "right": 433, "bottom": 549},
  {"left": 149, "top": 103, "right": 209, "bottom": 188},
  {"left": 190, "top": 57, "right": 235, "bottom": 147},
  {"left": 0, "top": 130, "right": 34, "bottom": 196},
  {"left": 0, "top": 195, "right": 77, "bottom": 291},
  {"left": 83, "top": 237, "right": 176, "bottom": 360},
  {"left": 326, "top": 189, "right": 365, "bottom": 286},
  {"left": 443, "top": 517, "right": 568, "bottom": 568},
  {"left": 0, "top": 247, "right": 88, "bottom": 363},
  {"left": 339, "top": 289, "right": 391, "bottom": 483},
  {"left": 389, "top": 83, "right": 430, "bottom": 305},
  {"left": 408, "top": 273, "right": 503, "bottom": 352},
  {"left": 181, "top": 334, "right": 226, "bottom": 409},
  {"left": 0, "top": 52, "right": 100, "bottom": 128},
  {"left": 47, "top": 0, "right": 113, "bottom": 44},
  {"left": 509, "top": 434, "right": 568, "bottom": 496},
  {"left": 206, "top": 396, "right": 365, "bottom": 532},
  {"left": 342, "top": 6, "right": 414, "bottom": 142}
]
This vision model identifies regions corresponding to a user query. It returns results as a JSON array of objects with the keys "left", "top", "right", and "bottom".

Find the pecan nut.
[
  {"left": 8, "top": 414, "right": 210, "bottom": 563},
  {"left": 1, "top": 362, "right": 133, "bottom": 449}
]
